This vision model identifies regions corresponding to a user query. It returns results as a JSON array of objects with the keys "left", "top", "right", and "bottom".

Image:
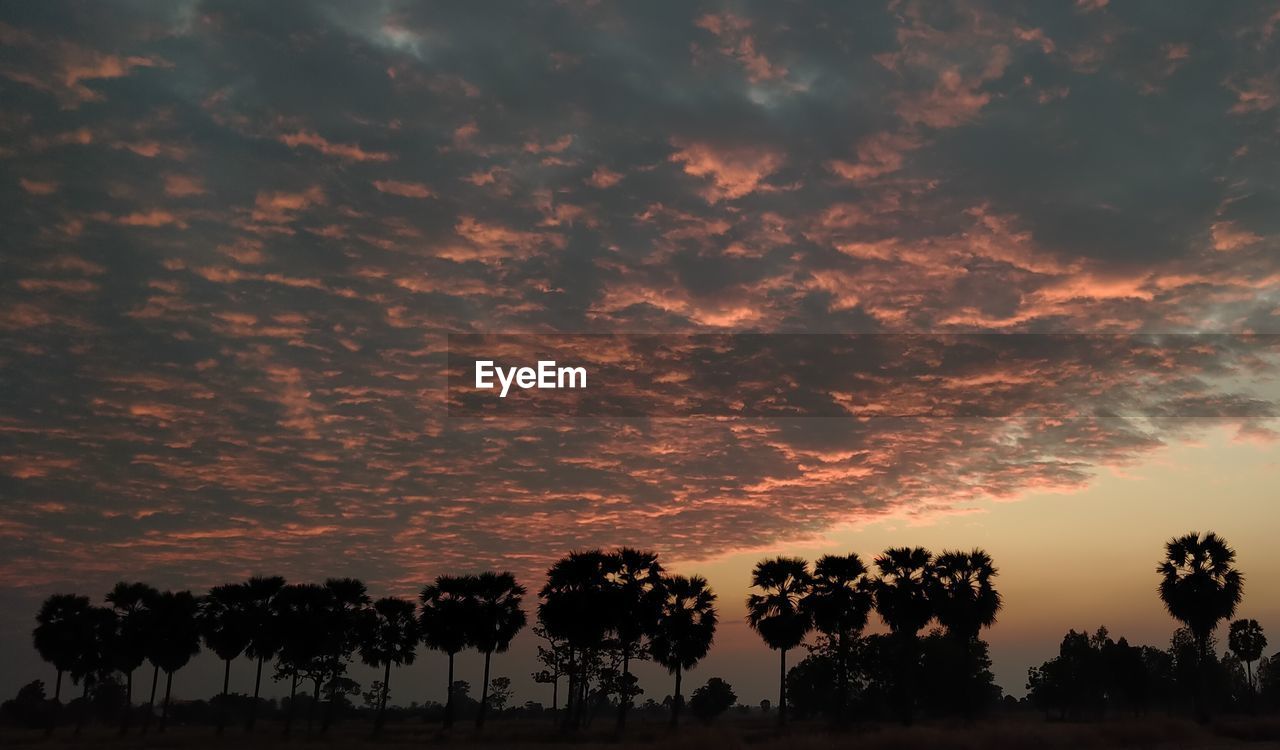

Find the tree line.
[
  {"left": 17, "top": 531, "right": 1270, "bottom": 736},
  {"left": 1027, "top": 532, "right": 1269, "bottom": 721}
]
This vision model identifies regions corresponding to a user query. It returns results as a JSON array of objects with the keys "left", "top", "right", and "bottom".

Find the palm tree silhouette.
[
  {"left": 272, "top": 583, "right": 328, "bottom": 737},
  {"left": 318, "top": 577, "right": 370, "bottom": 732},
  {"left": 359, "top": 596, "right": 420, "bottom": 737},
  {"left": 610, "top": 547, "right": 664, "bottom": 732},
  {"left": 147, "top": 590, "right": 202, "bottom": 732},
  {"left": 803, "top": 553, "right": 873, "bottom": 719},
  {"left": 873, "top": 547, "right": 934, "bottom": 725},
  {"left": 1158, "top": 531, "right": 1243, "bottom": 721},
  {"left": 33, "top": 593, "right": 90, "bottom": 735},
  {"left": 649, "top": 574, "right": 717, "bottom": 727},
  {"left": 68, "top": 604, "right": 116, "bottom": 734},
  {"left": 240, "top": 575, "right": 286, "bottom": 732},
  {"left": 538, "top": 550, "right": 616, "bottom": 731},
  {"left": 1228, "top": 618, "right": 1267, "bottom": 695},
  {"left": 746, "top": 557, "right": 812, "bottom": 726},
  {"left": 420, "top": 575, "right": 473, "bottom": 730},
  {"left": 931, "top": 549, "right": 1002, "bottom": 717},
  {"left": 469, "top": 571, "right": 527, "bottom": 729},
  {"left": 105, "top": 582, "right": 158, "bottom": 735},
  {"left": 198, "top": 583, "right": 253, "bottom": 734}
]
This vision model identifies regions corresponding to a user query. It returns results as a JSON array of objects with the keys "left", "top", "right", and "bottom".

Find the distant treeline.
[
  {"left": 1026, "top": 621, "right": 1275, "bottom": 719},
  {"left": 6, "top": 531, "right": 1272, "bottom": 737}
]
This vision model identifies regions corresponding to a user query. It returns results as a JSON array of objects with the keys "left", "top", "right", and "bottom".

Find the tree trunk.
[
  {"left": 142, "top": 664, "right": 158, "bottom": 734},
  {"left": 75, "top": 678, "right": 89, "bottom": 735},
  {"left": 837, "top": 630, "right": 848, "bottom": 723},
  {"left": 46, "top": 669, "right": 62, "bottom": 736},
  {"left": 616, "top": 649, "right": 631, "bottom": 732},
  {"left": 307, "top": 677, "right": 320, "bottom": 733},
  {"left": 443, "top": 651, "right": 456, "bottom": 729},
  {"left": 551, "top": 675, "right": 558, "bottom": 723},
  {"left": 217, "top": 658, "right": 231, "bottom": 735},
  {"left": 322, "top": 674, "right": 338, "bottom": 733},
  {"left": 578, "top": 654, "right": 589, "bottom": 728},
  {"left": 778, "top": 648, "right": 788, "bottom": 727},
  {"left": 476, "top": 650, "right": 493, "bottom": 729},
  {"left": 897, "top": 634, "right": 916, "bottom": 726},
  {"left": 120, "top": 669, "right": 133, "bottom": 735},
  {"left": 958, "top": 633, "right": 975, "bottom": 720},
  {"left": 670, "top": 666, "right": 682, "bottom": 727},
  {"left": 247, "top": 656, "right": 264, "bottom": 732},
  {"left": 1195, "top": 632, "right": 1210, "bottom": 723},
  {"left": 283, "top": 673, "right": 298, "bottom": 737},
  {"left": 374, "top": 660, "right": 391, "bottom": 737},
  {"left": 160, "top": 670, "right": 173, "bottom": 733},
  {"left": 560, "top": 648, "right": 576, "bottom": 733}
]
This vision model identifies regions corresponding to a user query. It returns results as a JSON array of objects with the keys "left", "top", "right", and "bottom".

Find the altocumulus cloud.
[{"left": 1, "top": 1, "right": 1279, "bottom": 632}]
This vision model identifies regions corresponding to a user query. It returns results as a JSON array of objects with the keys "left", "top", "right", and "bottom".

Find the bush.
[
  {"left": 1, "top": 680, "right": 52, "bottom": 728},
  {"left": 689, "top": 677, "right": 736, "bottom": 722}
]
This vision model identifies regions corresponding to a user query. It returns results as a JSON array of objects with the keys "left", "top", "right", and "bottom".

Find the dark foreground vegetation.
[
  {"left": 7, "top": 530, "right": 1279, "bottom": 747},
  {"left": 6, "top": 715, "right": 1280, "bottom": 750}
]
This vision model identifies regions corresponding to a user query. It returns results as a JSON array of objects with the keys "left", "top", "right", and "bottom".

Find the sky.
[{"left": 2, "top": 0, "right": 1280, "bottom": 706}]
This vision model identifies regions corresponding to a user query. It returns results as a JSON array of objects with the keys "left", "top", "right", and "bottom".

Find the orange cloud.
[
  {"left": 164, "top": 174, "right": 206, "bottom": 197},
  {"left": 586, "top": 167, "right": 623, "bottom": 189},
  {"left": 279, "top": 130, "right": 394, "bottom": 162},
  {"left": 373, "top": 179, "right": 434, "bottom": 198},
  {"left": 18, "top": 178, "right": 58, "bottom": 195},
  {"left": 826, "top": 132, "right": 922, "bottom": 182},
  {"left": 694, "top": 13, "right": 788, "bottom": 83},
  {"left": 668, "top": 140, "right": 783, "bottom": 202}
]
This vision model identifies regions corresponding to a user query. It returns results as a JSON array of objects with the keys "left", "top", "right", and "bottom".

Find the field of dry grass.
[{"left": 6, "top": 716, "right": 1280, "bottom": 750}]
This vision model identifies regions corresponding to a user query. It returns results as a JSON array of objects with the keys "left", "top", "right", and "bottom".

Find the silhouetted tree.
[
  {"left": 650, "top": 574, "right": 717, "bottom": 727},
  {"left": 241, "top": 575, "right": 286, "bottom": 731},
  {"left": 689, "top": 677, "right": 736, "bottom": 722},
  {"left": 803, "top": 553, "right": 873, "bottom": 720},
  {"left": 873, "top": 547, "right": 934, "bottom": 725},
  {"left": 747, "top": 557, "right": 811, "bottom": 726},
  {"left": 531, "top": 624, "right": 567, "bottom": 719},
  {"left": 1, "top": 680, "right": 50, "bottom": 728},
  {"left": 317, "top": 578, "right": 370, "bottom": 732},
  {"left": 469, "top": 572, "right": 526, "bottom": 729},
  {"left": 198, "top": 583, "right": 253, "bottom": 734},
  {"left": 421, "top": 575, "right": 473, "bottom": 729},
  {"left": 785, "top": 652, "right": 840, "bottom": 719},
  {"left": 1027, "top": 628, "right": 1104, "bottom": 720},
  {"left": 1228, "top": 619, "right": 1266, "bottom": 695},
  {"left": 69, "top": 605, "right": 116, "bottom": 734},
  {"left": 33, "top": 594, "right": 91, "bottom": 735},
  {"left": 486, "top": 676, "right": 513, "bottom": 712},
  {"left": 359, "top": 596, "right": 419, "bottom": 736},
  {"left": 931, "top": 549, "right": 1002, "bottom": 717},
  {"left": 917, "top": 628, "right": 1000, "bottom": 717},
  {"left": 272, "top": 583, "right": 329, "bottom": 737},
  {"left": 104, "top": 582, "right": 157, "bottom": 734},
  {"left": 1157, "top": 531, "right": 1243, "bottom": 721},
  {"left": 147, "top": 590, "right": 201, "bottom": 732},
  {"left": 538, "top": 550, "right": 616, "bottom": 731},
  {"left": 609, "top": 548, "right": 664, "bottom": 731},
  {"left": 1259, "top": 651, "right": 1280, "bottom": 710}
]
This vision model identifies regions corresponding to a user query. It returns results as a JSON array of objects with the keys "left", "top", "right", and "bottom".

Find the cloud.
[
  {"left": 668, "top": 139, "right": 784, "bottom": 203},
  {"left": 373, "top": 179, "right": 434, "bottom": 198},
  {"left": 0, "top": 0, "right": 1278, "bottom": 648},
  {"left": 278, "top": 131, "right": 394, "bottom": 162}
]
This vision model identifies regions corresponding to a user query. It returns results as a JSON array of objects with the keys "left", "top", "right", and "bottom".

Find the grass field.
[{"left": 6, "top": 716, "right": 1280, "bottom": 750}]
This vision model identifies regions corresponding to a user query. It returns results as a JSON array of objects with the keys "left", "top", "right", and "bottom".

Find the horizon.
[{"left": 3, "top": 0, "right": 1280, "bottom": 734}]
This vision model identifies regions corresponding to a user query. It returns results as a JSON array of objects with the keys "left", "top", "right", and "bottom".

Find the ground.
[{"left": 6, "top": 716, "right": 1280, "bottom": 749}]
